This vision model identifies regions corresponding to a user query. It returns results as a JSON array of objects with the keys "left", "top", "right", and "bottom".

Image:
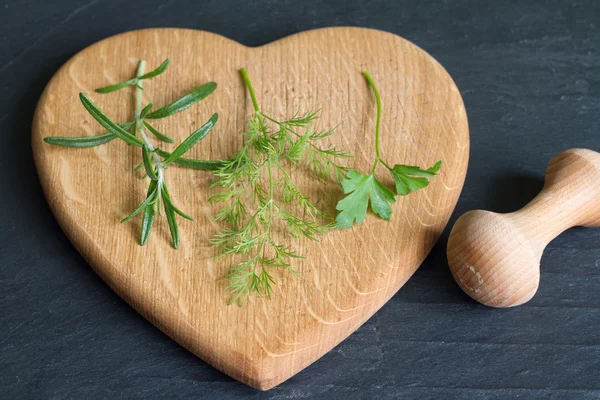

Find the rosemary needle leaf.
[
  {"left": 130, "top": 120, "right": 138, "bottom": 137},
  {"left": 139, "top": 103, "right": 153, "bottom": 119},
  {"left": 133, "top": 161, "right": 144, "bottom": 172},
  {"left": 137, "top": 58, "right": 170, "bottom": 80},
  {"left": 173, "top": 158, "right": 227, "bottom": 171},
  {"left": 146, "top": 82, "right": 217, "bottom": 119},
  {"left": 140, "top": 180, "right": 158, "bottom": 245},
  {"left": 155, "top": 149, "right": 226, "bottom": 170},
  {"left": 121, "top": 121, "right": 136, "bottom": 130},
  {"left": 162, "top": 189, "right": 180, "bottom": 249},
  {"left": 142, "top": 146, "right": 159, "bottom": 180},
  {"left": 43, "top": 122, "right": 135, "bottom": 148},
  {"left": 163, "top": 113, "right": 218, "bottom": 163},
  {"left": 162, "top": 185, "right": 193, "bottom": 221},
  {"left": 171, "top": 206, "right": 194, "bottom": 221},
  {"left": 79, "top": 93, "right": 144, "bottom": 147},
  {"left": 95, "top": 78, "right": 137, "bottom": 94},
  {"left": 44, "top": 132, "right": 115, "bottom": 148},
  {"left": 140, "top": 205, "right": 155, "bottom": 246},
  {"left": 94, "top": 59, "right": 169, "bottom": 93},
  {"left": 390, "top": 160, "right": 442, "bottom": 196},
  {"left": 121, "top": 185, "right": 158, "bottom": 223},
  {"left": 143, "top": 121, "right": 174, "bottom": 143}
]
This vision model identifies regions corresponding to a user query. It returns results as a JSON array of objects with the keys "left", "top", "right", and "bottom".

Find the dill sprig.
[
  {"left": 210, "top": 68, "right": 350, "bottom": 305},
  {"left": 44, "top": 59, "right": 223, "bottom": 248}
]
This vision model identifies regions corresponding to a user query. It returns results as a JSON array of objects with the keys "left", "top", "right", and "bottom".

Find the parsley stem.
[
  {"left": 364, "top": 71, "right": 383, "bottom": 174},
  {"left": 240, "top": 68, "right": 260, "bottom": 113}
]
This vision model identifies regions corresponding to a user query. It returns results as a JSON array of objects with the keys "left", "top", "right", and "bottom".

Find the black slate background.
[{"left": 2, "top": 0, "right": 600, "bottom": 399}]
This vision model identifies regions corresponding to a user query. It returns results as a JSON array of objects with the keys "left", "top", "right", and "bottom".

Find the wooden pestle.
[{"left": 447, "top": 148, "right": 600, "bottom": 307}]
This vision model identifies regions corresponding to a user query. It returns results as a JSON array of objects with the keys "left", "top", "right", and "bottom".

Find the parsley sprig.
[
  {"left": 210, "top": 68, "right": 349, "bottom": 305},
  {"left": 44, "top": 59, "right": 224, "bottom": 248},
  {"left": 336, "top": 71, "right": 441, "bottom": 228}
]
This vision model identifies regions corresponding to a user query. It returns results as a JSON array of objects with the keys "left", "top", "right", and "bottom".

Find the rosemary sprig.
[
  {"left": 335, "top": 71, "right": 442, "bottom": 228},
  {"left": 44, "top": 59, "right": 223, "bottom": 248},
  {"left": 210, "top": 68, "right": 350, "bottom": 305}
]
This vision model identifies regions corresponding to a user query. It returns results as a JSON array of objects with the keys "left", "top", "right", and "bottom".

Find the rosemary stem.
[
  {"left": 364, "top": 71, "right": 384, "bottom": 174},
  {"left": 135, "top": 60, "right": 162, "bottom": 183},
  {"left": 240, "top": 68, "right": 260, "bottom": 113},
  {"left": 135, "top": 60, "right": 146, "bottom": 121}
]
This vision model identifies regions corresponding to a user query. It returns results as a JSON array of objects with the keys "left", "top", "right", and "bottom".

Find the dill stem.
[
  {"left": 240, "top": 67, "right": 275, "bottom": 252},
  {"left": 267, "top": 162, "right": 274, "bottom": 201},
  {"left": 364, "top": 71, "right": 387, "bottom": 174},
  {"left": 240, "top": 68, "right": 260, "bottom": 113},
  {"left": 264, "top": 158, "right": 275, "bottom": 247}
]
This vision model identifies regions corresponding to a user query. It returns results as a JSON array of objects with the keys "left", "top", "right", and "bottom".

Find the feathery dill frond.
[{"left": 211, "top": 68, "right": 350, "bottom": 305}]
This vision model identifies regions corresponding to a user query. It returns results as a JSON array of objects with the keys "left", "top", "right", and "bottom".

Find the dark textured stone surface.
[{"left": 1, "top": 0, "right": 599, "bottom": 398}]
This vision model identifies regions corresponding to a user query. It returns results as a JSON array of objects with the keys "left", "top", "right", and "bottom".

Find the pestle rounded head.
[{"left": 447, "top": 210, "right": 541, "bottom": 307}]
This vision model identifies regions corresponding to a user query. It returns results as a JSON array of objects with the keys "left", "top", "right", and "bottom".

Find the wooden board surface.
[{"left": 32, "top": 27, "right": 469, "bottom": 390}]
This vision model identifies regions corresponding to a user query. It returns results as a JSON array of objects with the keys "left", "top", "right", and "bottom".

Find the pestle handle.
[
  {"left": 447, "top": 148, "right": 600, "bottom": 307},
  {"left": 509, "top": 149, "right": 600, "bottom": 250}
]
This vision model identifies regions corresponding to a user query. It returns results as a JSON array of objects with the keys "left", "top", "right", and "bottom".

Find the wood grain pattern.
[
  {"left": 31, "top": 27, "right": 469, "bottom": 390},
  {"left": 448, "top": 149, "right": 600, "bottom": 308}
]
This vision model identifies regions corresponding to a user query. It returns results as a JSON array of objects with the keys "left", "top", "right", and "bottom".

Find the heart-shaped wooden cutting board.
[{"left": 32, "top": 27, "right": 469, "bottom": 390}]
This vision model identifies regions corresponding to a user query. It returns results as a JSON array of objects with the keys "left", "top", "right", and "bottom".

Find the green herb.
[
  {"left": 210, "top": 68, "right": 349, "bottom": 305},
  {"left": 94, "top": 59, "right": 170, "bottom": 93},
  {"left": 336, "top": 71, "right": 442, "bottom": 228},
  {"left": 44, "top": 59, "right": 224, "bottom": 248}
]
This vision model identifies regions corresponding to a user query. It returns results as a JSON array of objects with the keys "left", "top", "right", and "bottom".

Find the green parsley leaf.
[
  {"left": 335, "top": 169, "right": 396, "bottom": 229},
  {"left": 391, "top": 160, "right": 442, "bottom": 196}
]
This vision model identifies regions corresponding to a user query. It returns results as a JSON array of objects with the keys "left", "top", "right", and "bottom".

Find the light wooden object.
[
  {"left": 448, "top": 149, "right": 600, "bottom": 308},
  {"left": 32, "top": 28, "right": 469, "bottom": 389}
]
